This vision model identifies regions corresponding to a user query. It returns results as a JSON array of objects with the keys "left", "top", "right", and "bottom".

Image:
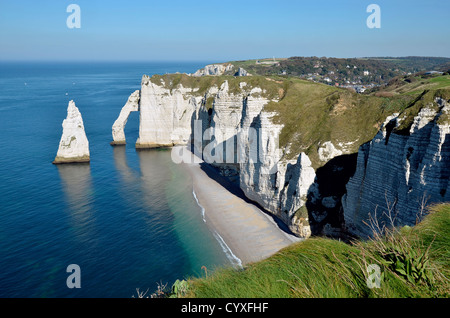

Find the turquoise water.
[{"left": 0, "top": 62, "right": 230, "bottom": 297}]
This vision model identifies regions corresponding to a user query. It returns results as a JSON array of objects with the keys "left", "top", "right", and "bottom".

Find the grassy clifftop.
[
  {"left": 185, "top": 203, "right": 449, "bottom": 298},
  {"left": 370, "top": 73, "right": 450, "bottom": 96},
  {"left": 262, "top": 78, "right": 417, "bottom": 166},
  {"left": 148, "top": 73, "right": 283, "bottom": 99}
]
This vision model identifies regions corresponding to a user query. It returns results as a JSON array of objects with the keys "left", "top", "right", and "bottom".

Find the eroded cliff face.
[
  {"left": 195, "top": 81, "right": 314, "bottom": 236},
  {"left": 342, "top": 96, "right": 450, "bottom": 237},
  {"left": 236, "top": 96, "right": 316, "bottom": 237},
  {"left": 111, "top": 90, "right": 140, "bottom": 145},
  {"left": 191, "top": 63, "right": 250, "bottom": 77},
  {"left": 53, "top": 100, "right": 90, "bottom": 164},
  {"left": 191, "top": 64, "right": 234, "bottom": 77},
  {"left": 136, "top": 75, "right": 201, "bottom": 148}
]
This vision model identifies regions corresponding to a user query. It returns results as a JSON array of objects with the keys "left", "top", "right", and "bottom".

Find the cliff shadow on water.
[{"left": 305, "top": 153, "right": 358, "bottom": 238}]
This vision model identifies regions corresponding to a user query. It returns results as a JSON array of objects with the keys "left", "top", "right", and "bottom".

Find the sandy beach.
[{"left": 174, "top": 147, "right": 301, "bottom": 266}]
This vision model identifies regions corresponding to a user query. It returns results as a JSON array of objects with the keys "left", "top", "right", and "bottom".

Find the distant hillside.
[
  {"left": 229, "top": 56, "right": 450, "bottom": 87},
  {"left": 368, "top": 71, "right": 450, "bottom": 96}
]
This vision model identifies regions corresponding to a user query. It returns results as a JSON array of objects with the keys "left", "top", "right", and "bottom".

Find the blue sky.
[{"left": 0, "top": 0, "right": 448, "bottom": 61}]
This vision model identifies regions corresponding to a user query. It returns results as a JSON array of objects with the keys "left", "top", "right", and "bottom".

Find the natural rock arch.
[{"left": 110, "top": 90, "right": 140, "bottom": 146}]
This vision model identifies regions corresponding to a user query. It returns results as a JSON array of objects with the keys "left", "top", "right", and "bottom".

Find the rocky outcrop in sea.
[{"left": 53, "top": 100, "right": 90, "bottom": 164}]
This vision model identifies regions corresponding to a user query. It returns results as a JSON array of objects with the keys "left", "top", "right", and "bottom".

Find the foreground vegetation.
[{"left": 183, "top": 203, "right": 449, "bottom": 298}]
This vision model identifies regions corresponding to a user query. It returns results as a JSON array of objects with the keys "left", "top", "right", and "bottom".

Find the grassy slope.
[
  {"left": 149, "top": 73, "right": 283, "bottom": 99},
  {"left": 264, "top": 73, "right": 450, "bottom": 166},
  {"left": 373, "top": 74, "right": 450, "bottom": 96},
  {"left": 412, "top": 204, "right": 450, "bottom": 274},
  {"left": 263, "top": 78, "right": 417, "bottom": 166},
  {"left": 370, "top": 73, "right": 450, "bottom": 133},
  {"left": 186, "top": 203, "right": 450, "bottom": 298}
]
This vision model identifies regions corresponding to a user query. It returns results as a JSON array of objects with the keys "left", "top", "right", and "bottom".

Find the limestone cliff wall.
[
  {"left": 111, "top": 90, "right": 140, "bottom": 145},
  {"left": 342, "top": 97, "right": 450, "bottom": 237},
  {"left": 136, "top": 75, "right": 200, "bottom": 148},
  {"left": 237, "top": 100, "right": 315, "bottom": 237},
  {"left": 54, "top": 100, "right": 90, "bottom": 164},
  {"left": 191, "top": 64, "right": 234, "bottom": 77}
]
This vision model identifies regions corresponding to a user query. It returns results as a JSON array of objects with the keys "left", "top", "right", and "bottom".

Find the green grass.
[
  {"left": 429, "top": 75, "right": 450, "bottom": 86},
  {"left": 373, "top": 74, "right": 450, "bottom": 96},
  {"left": 187, "top": 238, "right": 368, "bottom": 298},
  {"left": 185, "top": 203, "right": 450, "bottom": 298},
  {"left": 395, "top": 88, "right": 450, "bottom": 133},
  {"left": 412, "top": 204, "right": 450, "bottom": 273},
  {"left": 147, "top": 73, "right": 283, "bottom": 100},
  {"left": 263, "top": 78, "right": 416, "bottom": 167}
]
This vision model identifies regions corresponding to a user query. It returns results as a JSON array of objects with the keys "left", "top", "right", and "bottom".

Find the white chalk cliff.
[
  {"left": 111, "top": 90, "right": 140, "bottom": 145},
  {"left": 136, "top": 76, "right": 200, "bottom": 148},
  {"left": 342, "top": 97, "right": 450, "bottom": 237},
  {"left": 191, "top": 63, "right": 235, "bottom": 77},
  {"left": 53, "top": 100, "right": 90, "bottom": 164},
  {"left": 191, "top": 63, "right": 250, "bottom": 77}
]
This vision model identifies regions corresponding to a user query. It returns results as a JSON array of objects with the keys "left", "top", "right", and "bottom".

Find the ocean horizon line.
[{"left": 0, "top": 59, "right": 225, "bottom": 64}]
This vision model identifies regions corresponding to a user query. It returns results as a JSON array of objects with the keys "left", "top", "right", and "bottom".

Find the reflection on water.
[
  {"left": 56, "top": 164, "right": 96, "bottom": 245},
  {"left": 136, "top": 149, "right": 231, "bottom": 273},
  {"left": 113, "top": 146, "right": 160, "bottom": 228},
  {"left": 57, "top": 150, "right": 229, "bottom": 291},
  {"left": 136, "top": 150, "right": 172, "bottom": 215},
  {"left": 112, "top": 146, "right": 138, "bottom": 184}
]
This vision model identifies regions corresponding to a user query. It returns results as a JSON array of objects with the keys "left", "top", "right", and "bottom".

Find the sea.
[{"left": 0, "top": 61, "right": 232, "bottom": 298}]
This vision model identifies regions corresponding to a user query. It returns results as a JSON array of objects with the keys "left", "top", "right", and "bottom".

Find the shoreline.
[{"left": 176, "top": 147, "right": 301, "bottom": 266}]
